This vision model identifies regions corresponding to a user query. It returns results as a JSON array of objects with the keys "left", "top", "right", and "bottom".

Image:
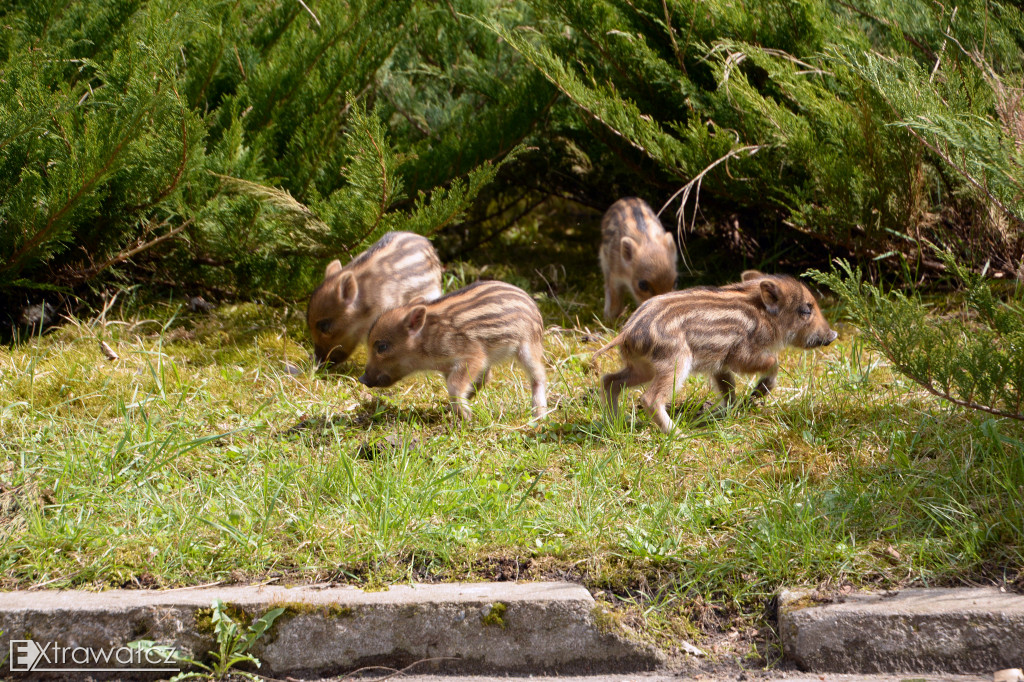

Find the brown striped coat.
[
  {"left": 599, "top": 197, "right": 678, "bottom": 321},
  {"left": 359, "top": 280, "right": 548, "bottom": 421},
  {"left": 595, "top": 271, "right": 838, "bottom": 432},
  {"left": 307, "top": 232, "right": 443, "bottom": 364}
]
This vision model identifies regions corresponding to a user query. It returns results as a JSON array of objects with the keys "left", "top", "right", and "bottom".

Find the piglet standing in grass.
[
  {"left": 594, "top": 270, "right": 838, "bottom": 433},
  {"left": 307, "top": 231, "right": 443, "bottom": 365},
  {"left": 359, "top": 280, "right": 549, "bottom": 421},
  {"left": 599, "top": 197, "right": 678, "bottom": 321}
]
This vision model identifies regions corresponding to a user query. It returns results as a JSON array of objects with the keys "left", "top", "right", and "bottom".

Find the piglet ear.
[
  {"left": 404, "top": 305, "right": 427, "bottom": 335},
  {"left": 741, "top": 270, "right": 764, "bottom": 282},
  {"left": 620, "top": 237, "right": 637, "bottom": 264},
  {"left": 325, "top": 260, "right": 343, "bottom": 278},
  {"left": 759, "top": 279, "right": 781, "bottom": 315},
  {"left": 338, "top": 272, "right": 358, "bottom": 306}
]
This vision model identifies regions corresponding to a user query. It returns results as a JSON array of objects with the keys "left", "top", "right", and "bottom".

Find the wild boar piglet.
[
  {"left": 360, "top": 280, "right": 548, "bottom": 421},
  {"left": 599, "top": 197, "right": 678, "bottom": 321},
  {"left": 307, "top": 231, "right": 443, "bottom": 365},
  {"left": 595, "top": 270, "right": 838, "bottom": 433}
]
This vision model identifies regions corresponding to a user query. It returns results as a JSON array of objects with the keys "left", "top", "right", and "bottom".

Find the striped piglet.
[
  {"left": 595, "top": 271, "right": 838, "bottom": 432},
  {"left": 307, "top": 231, "right": 442, "bottom": 365},
  {"left": 599, "top": 197, "right": 678, "bottom": 321},
  {"left": 359, "top": 280, "right": 548, "bottom": 421}
]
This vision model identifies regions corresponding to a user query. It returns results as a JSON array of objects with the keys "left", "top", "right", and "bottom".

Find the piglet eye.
[
  {"left": 374, "top": 341, "right": 389, "bottom": 354},
  {"left": 637, "top": 279, "right": 651, "bottom": 293},
  {"left": 316, "top": 319, "right": 331, "bottom": 334},
  {"left": 800, "top": 304, "right": 813, "bottom": 318}
]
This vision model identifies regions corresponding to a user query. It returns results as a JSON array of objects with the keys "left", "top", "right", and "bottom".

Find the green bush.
[
  {"left": 0, "top": 0, "right": 539, "bottom": 299},
  {"left": 480, "top": 0, "right": 1024, "bottom": 273},
  {"left": 2, "top": 0, "right": 1021, "bottom": 302},
  {"left": 813, "top": 256, "right": 1024, "bottom": 421}
]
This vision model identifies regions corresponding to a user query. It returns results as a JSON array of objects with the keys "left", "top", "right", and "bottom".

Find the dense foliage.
[
  {"left": 0, "top": 0, "right": 541, "bottom": 300},
  {"left": 814, "top": 256, "right": 1024, "bottom": 421},
  {"left": 4, "top": 0, "right": 1022, "bottom": 301},
  {"left": 485, "top": 0, "right": 1024, "bottom": 274}
]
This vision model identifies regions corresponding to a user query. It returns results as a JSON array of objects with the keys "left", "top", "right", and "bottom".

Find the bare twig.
[
  {"left": 660, "top": 0, "right": 687, "bottom": 74},
  {"left": 296, "top": 0, "right": 321, "bottom": 27},
  {"left": 332, "top": 656, "right": 458, "bottom": 682},
  {"left": 64, "top": 218, "right": 193, "bottom": 284},
  {"left": 658, "top": 145, "right": 762, "bottom": 270},
  {"left": 930, "top": 5, "right": 958, "bottom": 82}
]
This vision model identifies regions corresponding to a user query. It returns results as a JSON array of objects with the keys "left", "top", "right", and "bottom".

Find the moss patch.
[
  {"left": 591, "top": 602, "right": 624, "bottom": 636},
  {"left": 481, "top": 602, "right": 507, "bottom": 628},
  {"left": 193, "top": 601, "right": 252, "bottom": 635},
  {"left": 270, "top": 602, "right": 355, "bottom": 618}
]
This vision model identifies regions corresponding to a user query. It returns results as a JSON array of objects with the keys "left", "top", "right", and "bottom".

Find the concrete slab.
[
  {"left": 0, "top": 582, "right": 664, "bottom": 680},
  {"left": 778, "top": 587, "right": 1024, "bottom": 673},
  {"left": 372, "top": 674, "right": 990, "bottom": 682}
]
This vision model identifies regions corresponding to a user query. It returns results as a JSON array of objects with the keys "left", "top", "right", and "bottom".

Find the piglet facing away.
[
  {"left": 359, "top": 280, "right": 548, "bottom": 421},
  {"left": 599, "top": 197, "right": 678, "bottom": 321},
  {"left": 307, "top": 231, "right": 443, "bottom": 365},
  {"left": 594, "top": 271, "right": 838, "bottom": 433}
]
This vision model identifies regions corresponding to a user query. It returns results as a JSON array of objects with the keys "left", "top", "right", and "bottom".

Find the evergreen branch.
[
  {"left": 476, "top": 16, "right": 689, "bottom": 175},
  {"left": 63, "top": 218, "right": 193, "bottom": 284},
  {"left": 0, "top": 97, "right": 159, "bottom": 276},
  {"left": 295, "top": 77, "right": 378, "bottom": 197},
  {"left": 211, "top": 173, "right": 331, "bottom": 234},
  {"left": 446, "top": 192, "right": 547, "bottom": 257},
  {"left": 126, "top": 118, "right": 190, "bottom": 212},
  {"left": 901, "top": 122, "right": 1024, "bottom": 227},
  {"left": 834, "top": 0, "right": 938, "bottom": 61},
  {"left": 913, "top": 376, "right": 1024, "bottom": 421},
  {"left": 355, "top": 121, "right": 392, "bottom": 246}
]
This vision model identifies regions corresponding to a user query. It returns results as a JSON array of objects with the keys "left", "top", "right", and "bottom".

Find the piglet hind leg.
[
  {"left": 601, "top": 360, "right": 653, "bottom": 420},
  {"left": 517, "top": 341, "right": 549, "bottom": 419},
  {"left": 466, "top": 366, "right": 492, "bottom": 400},
  {"left": 703, "top": 370, "right": 737, "bottom": 417},
  {"left": 641, "top": 353, "right": 693, "bottom": 434}
]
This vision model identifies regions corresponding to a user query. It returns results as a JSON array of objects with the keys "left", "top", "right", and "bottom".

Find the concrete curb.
[
  {"left": 778, "top": 587, "right": 1024, "bottom": 673},
  {"left": 0, "top": 582, "right": 664, "bottom": 680}
]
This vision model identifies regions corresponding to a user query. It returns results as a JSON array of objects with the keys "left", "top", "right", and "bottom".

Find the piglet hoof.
[
  {"left": 448, "top": 404, "right": 473, "bottom": 424},
  {"left": 704, "top": 400, "right": 741, "bottom": 418}
]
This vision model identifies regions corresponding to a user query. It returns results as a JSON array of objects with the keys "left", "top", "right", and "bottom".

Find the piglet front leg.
[{"left": 747, "top": 355, "right": 779, "bottom": 401}]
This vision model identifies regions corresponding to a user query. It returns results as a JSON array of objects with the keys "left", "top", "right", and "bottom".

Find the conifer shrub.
[
  {"left": 2, "top": 0, "right": 1022, "bottom": 312},
  {"left": 0, "top": 0, "right": 540, "bottom": 304},
  {"left": 813, "top": 256, "right": 1023, "bottom": 421},
  {"left": 479, "top": 0, "right": 1024, "bottom": 275}
]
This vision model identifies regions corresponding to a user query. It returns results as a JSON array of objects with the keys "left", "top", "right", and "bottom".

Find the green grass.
[{"left": 1, "top": 226, "right": 1022, "bottom": 660}]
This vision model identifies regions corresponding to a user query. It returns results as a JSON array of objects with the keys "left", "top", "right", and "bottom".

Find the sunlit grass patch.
[{"left": 1, "top": 254, "right": 1021, "bottom": 661}]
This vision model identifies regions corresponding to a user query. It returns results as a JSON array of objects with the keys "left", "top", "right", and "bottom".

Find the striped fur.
[
  {"left": 359, "top": 280, "right": 548, "bottom": 420},
  {"left": 599, "top": 197, "right": 678, "bottom": 321},
  {"left": 307, "top": 232, "right": 443, "bottom": 364},
  {"left": 595, "top": 270, "right": 838, "bottom": 433}
]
